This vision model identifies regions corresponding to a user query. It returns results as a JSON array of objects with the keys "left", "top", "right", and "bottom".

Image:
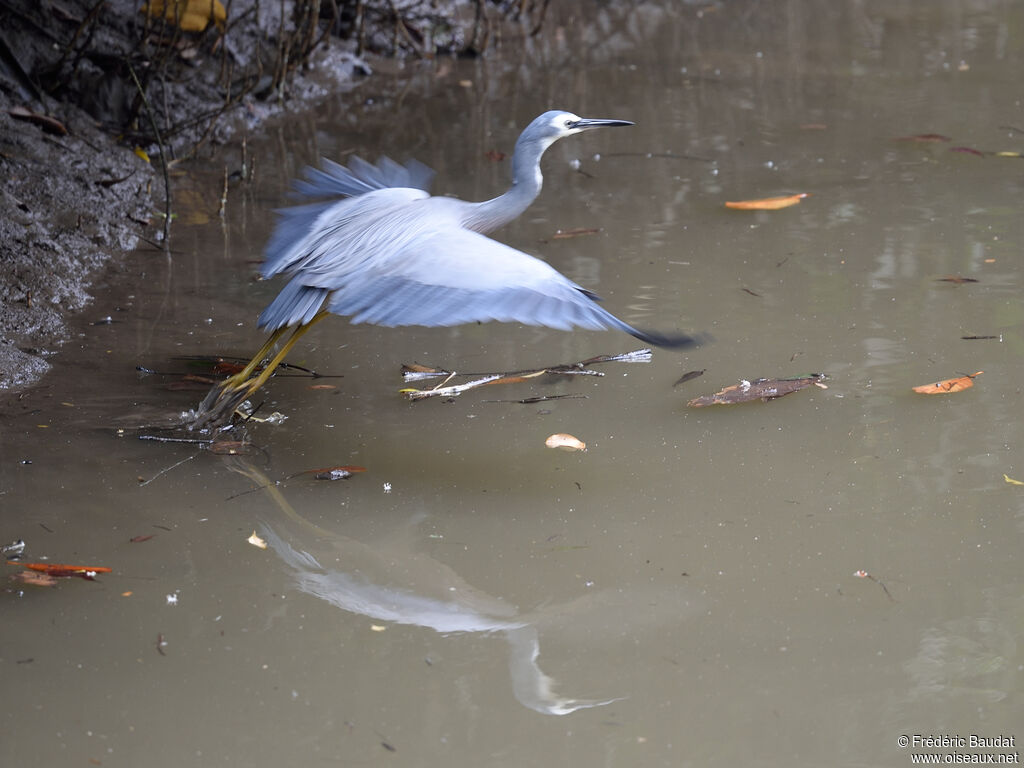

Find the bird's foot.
[{"left": 187, "top": 378, "right": 258, "bottom": 431}]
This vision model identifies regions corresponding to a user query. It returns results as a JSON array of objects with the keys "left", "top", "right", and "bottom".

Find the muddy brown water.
[{"left": 3, "top": 3, "right": 1024, "bottom": 766}]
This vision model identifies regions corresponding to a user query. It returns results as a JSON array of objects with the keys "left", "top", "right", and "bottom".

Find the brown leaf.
[
  {"left": 911, "top": 371, "right": 982, "bottom": 394},
  {"left": 551, "top": 227, "right": 601, "bottom": 240},
  {"left": 130, "top": 534, "right": 156, "bottom": 543},
  {"left": 894, "top": 133, "right": 951, "bottom": 143},
  {"left": 725, "top": 193, "right": 808, "bottom": 211},
  {"left": 8, "top": 106, "right": 68, "bottom": 136},
  {"left": 401, "top": 362, "right": 445, "bottom": 374},
  {"left": 936, "top": 275, "right": 978, "bottom": 284},
  {"left": 949, "top": 146, "right": 985, "bottom": 157},
  {"left": 484, "top": 149, "right": 506, "bottom": 162}
]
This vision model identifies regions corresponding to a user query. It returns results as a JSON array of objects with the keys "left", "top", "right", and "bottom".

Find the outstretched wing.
[
  {"left": 263, "top": 157, "right": 434, "bottom": 279},
  {"left": 261, "top": 225, "right": 698, "bottom": 348}
]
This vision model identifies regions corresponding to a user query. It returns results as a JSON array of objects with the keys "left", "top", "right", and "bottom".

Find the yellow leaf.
[
  {"left": 247, "top": 531, "right": 267, "bottom": 549},
  {"left": 142, "top": 0, "right": 226, "bottom": 32},
  {"left": 995, "top": 151, "right": 1022, "bottom": 158},
  {"left": 1004, "top": 474, "right": 1024, "bottom": 486},
  {"left": 134, "top": 146, "right": 151, "bottom": 163}
]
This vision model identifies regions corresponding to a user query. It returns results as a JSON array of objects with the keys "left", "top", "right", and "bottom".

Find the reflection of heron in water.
[{"left": 230, "top": 460, "right": 637, "bottom": 715}]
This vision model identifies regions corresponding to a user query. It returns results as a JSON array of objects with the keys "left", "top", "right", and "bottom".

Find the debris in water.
[
  {"left": 911, "top": 371, "right": 982, "bottom": 395},
  {"left": 854, "top": 569, "right": 894, "bottom": 601},
  {"left": 688, "top": 374, "right": 827, "bottom": 407},
  {"left": 401, "top": 349, "right": 653, "bottom": 400},
  {"left": 11, "top": 562, "right": 111, "bottom": 580},
  {"left": 725, "top": 193, "right": 808, "bottom": 210},
  {"left": 545, "top": 433, "right": 587, "bottom": 452}
]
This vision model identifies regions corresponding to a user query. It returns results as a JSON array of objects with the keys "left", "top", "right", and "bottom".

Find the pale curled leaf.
[{"left": 545, "top": 433, "right": 587, "bottom": 452}]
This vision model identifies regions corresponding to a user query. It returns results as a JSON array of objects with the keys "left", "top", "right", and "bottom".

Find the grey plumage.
[{"left": 256, "top": 110, "right": 699, "bottom": 348}]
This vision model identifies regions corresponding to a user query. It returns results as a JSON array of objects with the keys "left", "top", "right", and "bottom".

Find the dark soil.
[{"left": 0, "top": 0, "right": 526, "bottom": 390}]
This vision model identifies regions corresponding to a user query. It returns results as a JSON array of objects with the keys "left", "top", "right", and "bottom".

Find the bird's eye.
[{"left": 564, "top": 118, "right": 574, "bottom": 128}]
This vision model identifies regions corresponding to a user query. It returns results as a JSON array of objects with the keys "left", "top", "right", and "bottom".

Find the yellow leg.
[
  {"left": 239, "top": 312, "right": 328, "bottom": 395},
  {"left": 192, "top": 311, "right": 330, "bottom": 427},
  {"left": 222, "top": 325, "right": 290, "bottom": 387}
]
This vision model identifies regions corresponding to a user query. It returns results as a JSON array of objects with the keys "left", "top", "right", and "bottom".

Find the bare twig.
[{"left": 127, "top": 62, "right": 172, "bottom": 252}]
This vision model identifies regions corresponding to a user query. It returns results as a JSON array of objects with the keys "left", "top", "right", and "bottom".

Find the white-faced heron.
[{"left": 195, "top": 110, "right": 701, "bottom": 424}]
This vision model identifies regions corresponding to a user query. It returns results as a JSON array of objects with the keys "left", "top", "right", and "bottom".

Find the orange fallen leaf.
[
  {"left": 10, "top": 561, "right": 112, "bottom": 579},
  {"left": 725, "top": 193, "right": 809, "bottom": 211},
  {"left": 308, "top": 384, "right": 337, "bottom": 390},
  {"left": 912, "top": 371, "right": 982, "bottom": 394}
]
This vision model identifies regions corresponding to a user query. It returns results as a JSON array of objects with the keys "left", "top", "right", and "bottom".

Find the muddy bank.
[{"left": 0, "top": 0, "right": 530, "bottom": 390}]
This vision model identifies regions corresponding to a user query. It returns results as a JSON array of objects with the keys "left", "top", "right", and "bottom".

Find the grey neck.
[{"left": 462, "top": 133, "right": 550, "bottom": 235}]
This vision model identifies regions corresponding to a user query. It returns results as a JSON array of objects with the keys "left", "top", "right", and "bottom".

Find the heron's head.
[{"left": 523, "top": 110, "right": 634, "bottom": 151}]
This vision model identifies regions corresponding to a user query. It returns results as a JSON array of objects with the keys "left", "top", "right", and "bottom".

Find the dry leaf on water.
[
  {"left": 725, "top": 193, "right": 808, "bottom": 211},
  {"left": 545, "top": 433, "right": 587, "bottom": 452},
  {"left": 247, "top": 531, "right": 268, "bottom": 550},
  {"left": 10, "top": 561, "right": 112, "bottom": 579},
  {"left": 911, "top": 371, "right": 982, "bottom": 394},
  {"left": 1003, "top": 474, "right": 1024, "bottom": 486}
]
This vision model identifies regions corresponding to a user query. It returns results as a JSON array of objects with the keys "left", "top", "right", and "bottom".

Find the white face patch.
[{"left": 552, "top": 112, "right": 582, "bottom": 135}]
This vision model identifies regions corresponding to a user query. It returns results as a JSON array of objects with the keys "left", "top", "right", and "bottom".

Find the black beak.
[{"left": 569, "top": 118, "right": 634, "bottom": 131}]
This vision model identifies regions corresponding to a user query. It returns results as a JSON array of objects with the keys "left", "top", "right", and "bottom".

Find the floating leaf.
[
  {"left": 308, "top": 384, "right": 336, "bottom": 390},
  {"left": 688, "top": 374, "right": 827, "bottom": 407},
  {"left": 247, "top": 531, "right": 267, "bottom": 549},
  {"left": 134, "top": 146, "right": 151, "bottom": 163},
  {"left": 545, "top": 433, "right": 587, "bottom": 452},
  {"left": 142, "top": 0, "right": 227, "bottom": 32},
  {"left": 130, "top": 534, "right": 156, "bottom": 543},
  {"left": 1004, "top": 474, "right": 1024, "bottom": 486},
  {"left": 11, "top": 561, "right": 112, "bottom": 579},
  {"left": 936, "top": 276, "right": 978, "bottom": 284},
  {"left": 894, "top": 133, "right": 951, "bottom": 143},
  {"left": 725, "top": 193, "right": 808, "bottom": 211},
  {"left": 994, "top": 151, "right": 1022, "bottom": 158},
  {"left": 949, "top": 146, "right": 985, "bottom": 157},
  {"left": 552, "top": 227, "right": 601, "bottom": 240},
  {"left": 911, "top": 371, "right": 982, "bottom": 394}
]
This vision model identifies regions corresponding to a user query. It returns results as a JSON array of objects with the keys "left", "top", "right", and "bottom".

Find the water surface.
[{"left": 3, "top": 2, "right": 1023, "bottom": 766}]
